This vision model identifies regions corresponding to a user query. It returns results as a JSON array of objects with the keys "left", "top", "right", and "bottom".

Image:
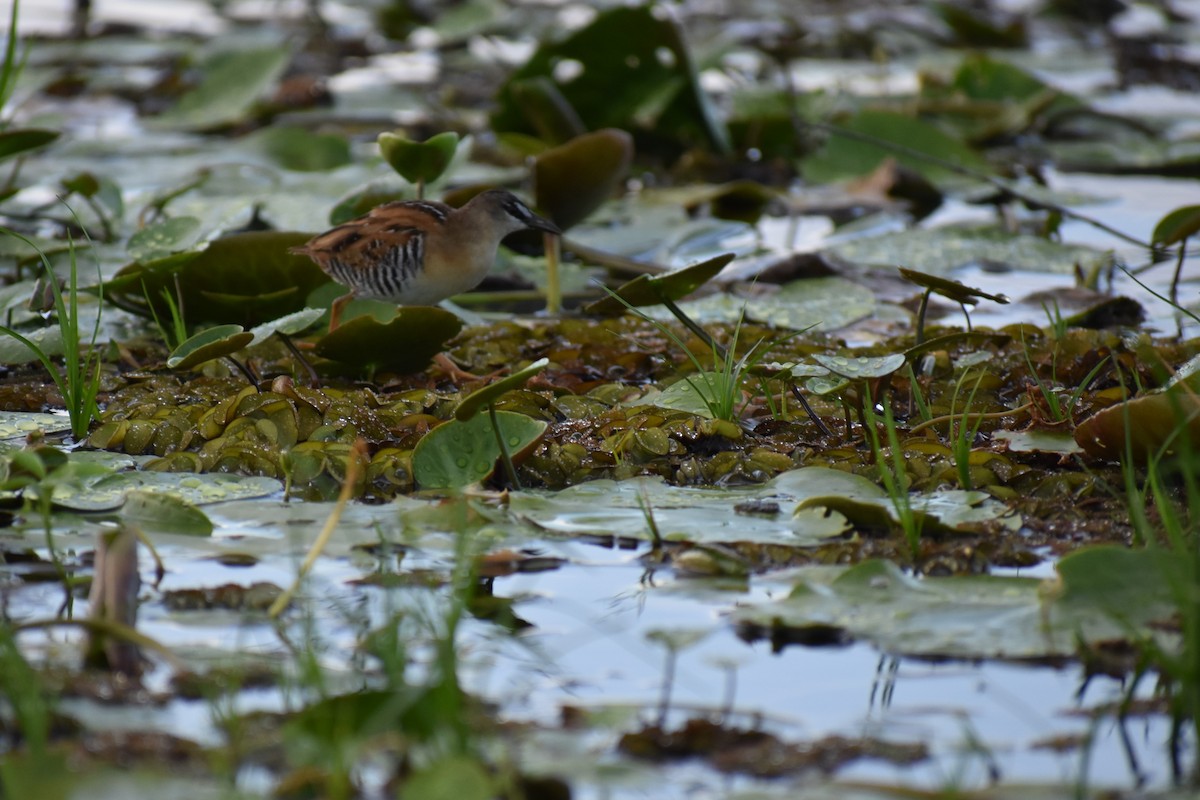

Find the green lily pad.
[
  {"left": 584, "top": 253, "right": 735, "bottom": 315},
  {"left": 993, "top": 429, "right": 1082, "bottom": 455},
  {"left": 829, "top": 225, "right": 1110, "bottom": 276},
  {"left": 0, "top": 325, "right": 64, "bottom": 364},
  {"left": 119, "top": 489, "right": 214, "bottom": 537},
  {"left": 735, "top": 548, "right": 1172, "bottom": 661},
  {"left": 167, "top": 324, "right": 254, "bottom": 370},
  {"left": 493, "top": 4, "right": 729, "bottom": 154},
  {"left": 252, "top": 126, "right": 353, "bottom": 172},
  {"left": 534, "top": 129, "right": 633, "bottom": 230},
  {"left": 805, "top": 110, "right": 990, "bottom": 186},
  {"left": 650, "top": 372, "right": 739, "bottom": 418},
  {"left": 314, "top": 307, "right": 463, "bottom": 373},
  {"left": 805, "top": 375, "right": 850, "bottom": 395},
  {"left": 1152, "top": 204, "right": 1200, "bottom": 246},
  {"left": 455, "top": 358, "right": 550, "bottom": 421},
  {"left": 378, "top": 131, "right": 460, "bottom": 186},
  {"left": 153, "top": 45, "right": 290, "bottom": 130},
  {"left": 641, "top": 276, "right": 876, "bottom": 332},
  {"left": 47, "top": 471, "right": 282, "bottom": 512},
  {"left": 812, "top": 353, "right": 906, "bottom": 380},
  {"left": 413, "top": 410, "right": 548, "bottom": 490},
  {"left": 105, "top": 231, "right": 329, "bottom": 327},
  {"left": 127, "top": 217, "right": 203, "bottom": 262},
  {"left": 0, "top": 411, "right": 72, "bottom": 440},
  {"left": 247, "top": 308, "right": 326, "bottom": 347}
]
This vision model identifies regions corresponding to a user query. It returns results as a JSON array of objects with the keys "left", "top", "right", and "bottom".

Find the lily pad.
[
  {"left": 455, "top": 358, "right": 550, "bottom": 421},
  {"left": 127, "top": 217, "right": 203, "bottom": 262},
  {"left": 412, "top": 410, "right": 548, "bottom": 490},
  {"left": 0, "top": 411, "right": 72, "bottom": 440},
  {"left": 828, "top": 225, "right": 1110, "bottom": 276},
  {"left": 1152, "top": 204, "right": 1200, "bottom": 246},
  {"left": 167, "top": 324, "right": 254, "bottom": 370},
  {"left": 46, "top": 471, "right": 282, "bottom": 512},
  {"left": 493, "top": 4, "right": 729, "bottom": 154},
  {"left": 119, "top": 489, "right": 214, "bottom": 537},
  {"left": 805, "top": 110, "right": 990, "bottom": 186},
  {"left": 642, "top": 276, "right": 876, "bottom": 332},
  {"left": 534, "top": 129, "right": 634, "bottom": 230},
  {"left": 1073, "top": 385, "right": 1200, "bottom": 462},
  {"left": 812, "top": 353, "right": 906, "bottom": 380},
  {"left": 314, "top": 307, "right": 463, "bottom": 373},
  {"left": 105, "top": 231, "right": 329, "bottom": 327},
  {"left": 153, "top": 45, "right": 290, "bottom": 130},
  {"left": 247, "top": 308, "right": 326, "bottom": 347}
]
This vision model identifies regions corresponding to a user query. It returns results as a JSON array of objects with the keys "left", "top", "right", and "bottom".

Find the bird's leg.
[
  {"left": 328, "top": 293, "right": 352, "bottom": 331},
  {"left": 432, "top": 352, "right": 507, "bottom": 385}
]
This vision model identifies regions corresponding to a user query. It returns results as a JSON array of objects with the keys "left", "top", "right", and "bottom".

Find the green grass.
[
  {"left": 0, "top": 228, "right": 104, "bottom": 441},
  {"left": 863, "top": 400, "right": 922, "bottom": 560}
]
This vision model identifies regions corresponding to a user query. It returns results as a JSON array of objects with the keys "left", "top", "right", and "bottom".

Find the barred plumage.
[{"left": 290, "top": 189, "right": 560, "bottom": 330}]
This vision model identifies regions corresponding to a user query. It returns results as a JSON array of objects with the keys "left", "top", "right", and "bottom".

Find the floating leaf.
[
  {"left": 105, "top": 231, "right": 328, "bottom": 326},
  {"left": 1073, "top": 386, "right": 1200, "bottom": 462},
  {"left": 493, "top": 5, "right": 729, "bottom": 154},
  {"left": 402, "top": 755, "right": 493, "bottom": 800},
  {"left": 812, "top": 353, "right": 906, "bottom": 380},
  {"left": 534, "top": 129, "right": 633, "bottom": 230},
  {"left": 247, "top": 308, "right": 325, "bottom": 346},
  {"left": 455, "top": 358, "right": 550, "bottom": 421},
  {"left": 48, "top": 471, "right": 282, "bottom": 511},
  {"left": 829, "top": 224, "right": 1110, "bottom": 276},
  {"left": 412, "top": 410, "right": 547, "bottom": 489},
  {"left": 252, "top": 126, "right": 352, "bottom": 172},
  {"left": 805, "top": 110, "right": 990, "bottom": 186},
  {"left": 154, "top": 46, "right": 290, "bottom": 130},
  {"left": 378, "top": 131, "right": 460, "bottom": 186},
  {"left": 167, "top": 324, "right": 254, "bottom": 370},
  {"left": 507, "top": 76, "right": 586, "bottom": 144},
  {"left": 1151, "top": 204, "right": 1200, "bottom": 246},
  {"left": 119, "top": 490, "right": 214, "bottom": 537},
  {"left": 314, "top": 307, "right": 463, "bottom": 373},
  {"left": 127, "top": 217, "right": 203, "bottom": 262},
  {"left": 0, "top": 326, "right": 63, "bottom": 364}
]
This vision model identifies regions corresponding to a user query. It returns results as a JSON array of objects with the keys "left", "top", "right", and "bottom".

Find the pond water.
[{"left": 2, "top": 1, "right": 1200, "bottom": 798}]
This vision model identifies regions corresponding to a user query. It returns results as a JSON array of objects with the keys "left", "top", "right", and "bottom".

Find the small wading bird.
[{"left": 291, "top": 188, "right": 561, "bottom": 330}]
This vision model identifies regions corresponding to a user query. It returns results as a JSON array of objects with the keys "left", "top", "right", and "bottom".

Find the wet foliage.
[{"left": 2, "top": 0, "right": 1200, "bottom": 797}]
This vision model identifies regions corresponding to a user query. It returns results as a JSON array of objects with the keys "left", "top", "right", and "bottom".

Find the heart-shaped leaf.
[
  {"left": 378, "top": 131, "right": 460, "bottom": 185},
  {"left": 413, "top": 410, "right": 548, "bottom": 489}
]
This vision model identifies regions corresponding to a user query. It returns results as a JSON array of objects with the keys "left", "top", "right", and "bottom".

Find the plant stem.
[{"left": 489, "top": 402, "right": 521, "bottom": 489}]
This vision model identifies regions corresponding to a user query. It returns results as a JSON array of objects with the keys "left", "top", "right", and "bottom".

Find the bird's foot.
[{"left": 431, "top": 353, "right": 507, "bottom": 386}]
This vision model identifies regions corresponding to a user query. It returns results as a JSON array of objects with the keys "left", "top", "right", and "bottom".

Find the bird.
[{"left": 291, "top": 189, "right": 561, "bottom": 332}]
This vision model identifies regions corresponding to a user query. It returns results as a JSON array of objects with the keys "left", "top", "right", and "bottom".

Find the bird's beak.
[{"left": 528, "top": 214, "right": 562, "bottom": 236}]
